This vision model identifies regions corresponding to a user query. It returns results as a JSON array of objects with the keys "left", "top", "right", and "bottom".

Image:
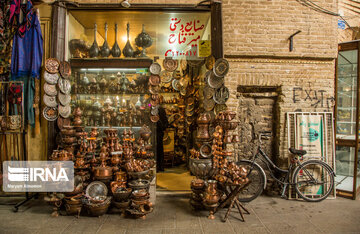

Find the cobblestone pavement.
[{"left": 0, "top": 193, "right": 359, "bottom": 234}]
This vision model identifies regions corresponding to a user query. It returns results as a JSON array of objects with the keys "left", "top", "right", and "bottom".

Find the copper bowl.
[
  {"left": 132, "top": 189, "right": 149, "bottom": 198},
  {"left": 112, "top": 200, "right": 131, "bottom": 209},
  {"left": 93, "top": 166, "right": 113, "bottom": 180},
  {"left": 113, "top": 187, "right": 132, "bottom": 202},
  {"left": 128, "top": 179, "right": 150, "bottom": 191},
  {"left": 191, "top": 179, "right": 205, "bottom": 189},
  {"left": 65, "top": 203, "right": 82, "bottom": 216},
  {"left": 127, "top": 170, "right": 149, "bottom": 180},
  {"left": 83, "top": 197, "right": 111, "bottom": 217}
]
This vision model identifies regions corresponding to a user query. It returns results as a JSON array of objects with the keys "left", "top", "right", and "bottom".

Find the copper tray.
[
  {"left": 149, "top": 62, "right": 161, "bottom": 75},
  {"left": 149, "top": 74, "right": 161, "bottom": 86},
  {"left": 59, "top": 104, "right": 71, "bottom": 118},
  {"left": 203, "top": 85, "right": 215, "bottom": 99},
  {"left": 213, "top": 86, "right": 229, "bottom": 104},
  {"left": 44, "top": 71, "right": 59, "bottom": 85},
  {"left": 207, "top": 72, "right": 224, "bottom": 89},
  {"left": 58, "top": 92, "right": 71, "bottom": 106},
  {"left": 45, "top": 58, "right": 60, "bottom": 74},
  {"left": 213, "top": 58, "right": 229, "bottom": 77},
  {"left": 150, "top": 115, "right": 159, "bottom": 123},
  {"left": 204, "top": 98, "right": 215, "bottom": 111},
  {"left": 172, "top": 79, "right": 180, "bottom": 91},
  {"left": 163, "top": 58, "right": 178, "bottom": 72},
  {"left": 160, "top": 70, "right": 173, "bottom": 83},
  {"left": 44, "top": 83, "right": 57, "bottom": 96},
  {"left": 43, "top": 106, "right": 59, "bottom": 121},
  {"left": 58, "top": 78, "right": 71, "bottom": 94},
  {"left": 43, "top": 94, "right": 58, "bottom": 108},
  {"left": 59, "top": 61, "right": 71, "bottom": 79}
]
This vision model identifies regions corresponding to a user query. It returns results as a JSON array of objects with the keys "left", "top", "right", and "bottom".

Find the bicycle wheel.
[
  {"left": 293, "top": 160, "right": 334, "bottom": 202},
  {"left": 233, "top": 160, "right": 266, "bottom": 202}
]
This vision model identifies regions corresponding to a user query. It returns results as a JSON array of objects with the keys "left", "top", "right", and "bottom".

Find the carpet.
[{"left": 156, "top": 165, "right": 195, "bottom": 191}]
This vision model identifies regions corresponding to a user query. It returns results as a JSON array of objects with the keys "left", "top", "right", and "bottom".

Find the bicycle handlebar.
[{"left": 258, "top": 131, "right": 272, "bottom": 144}]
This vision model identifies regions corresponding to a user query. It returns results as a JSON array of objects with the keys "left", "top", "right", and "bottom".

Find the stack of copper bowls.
[
  {"left": 112, "top": 187, "right": 132, "bottom": 211},
  {"left": 83, "top": 181, "right": 111, "bottom": 217},
  {"left": 61, "top": 125, "right": 76, "bottom": 154},
  {"left": 64, "top": 175, "right": 84, "bottom": 217},
  {"left": 127, "top": 189, "right": 153, "bottom": 218}
]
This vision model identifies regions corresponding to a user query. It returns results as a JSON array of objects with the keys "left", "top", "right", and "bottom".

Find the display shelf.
[{"left": 70, "top": 58, "right": 153, "bottom": 68}]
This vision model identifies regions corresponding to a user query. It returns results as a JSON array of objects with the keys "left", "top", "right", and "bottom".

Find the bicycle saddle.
[{"left": 289, "top": 148, "right": 307, "bottom": 156}]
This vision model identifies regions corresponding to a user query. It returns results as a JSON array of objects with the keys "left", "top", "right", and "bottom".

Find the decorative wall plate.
[
  {"left": 213, "top": 86, "right": 229, "bottom": 104},
  {"left": 59, "top": 104, "right": 71, "bottom": 118},
  {"left": 58, "top": 78, "right": 71, "bottom": 94},
  {"left": 43, "top": 94, "right": 58, "bottom": 107},
  {"left": 59, "top": 61, "right": 71, "bottom": 79},
  {"left": 45, "top": 58, "right": 60, "bottom": 74},
  {"left": 44, "top": 71, "right": 59, "bottom": 85},
  {"left": 150, "top": 115, "right": 160, "bottom": 123},
  {"left": 163, "top": 58, "right": 178, "bottom": 72},
  {"left": 86, "top": 181, "right": 108, "bottom": 198},
  {"left": 160, "top": 70, "right": 173, "bottom": 83},
  {"left": 203, "top": 85, "right": 215, "bottom": 99},
  {"left": 44, "top": 83, "right": 57, "bottom": 96},
  {"left": 149, "top": 62, "right": 161, "bottom": 75},
  {"left": 213, "top": 58, "right": 229, "bottom": 77},
  {"left": 58, "top": 92, "right": 71, "bottom": 106},
  {"left": 172, "top": 79, "right": 180, "bottom": 91},
  {"left": 180, "top": 59, "right": 187, "bottom": 71},
  {"left": 43, "top": 106, "right": 59, "bottom": 121},
  {"left": 207, "top": 72, "right": 224, "bottom": 89},
  {"left": 149, "top": 74, "right": 161, "bottom": 86}
]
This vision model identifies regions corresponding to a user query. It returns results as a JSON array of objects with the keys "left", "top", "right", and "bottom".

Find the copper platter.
[
  {"left": 44, "top": 83, "right": 57, "bottom": 96},
  {"left": 43, "top": 94, "right": 58, "bottom": 108},
  {"left": 205, "top": 55, "right": 215, "bottom": 70},
  {"left": 43, "top": 106, "right": 59, "bottom": 121},
  {"left": 213, "top": 86, "right": 229, "bottom": 105},
  {"left": 44, "top": 71, "right": 60, "bottom": 85},
  {"left": 58, "top": 78, "right": 71, "bottom": 94},
  {"left": 58, "top": 92, "right": 71, "bottom": 106},
  {"left": 149, "top": 74, "right": 161, "bottom": 86},
  {"left": 59, "top": 61, "right": 71, "bottom": 79},
  {"left": 149, "top": 62, "right": 161, "bottom": 75},
  {"left": 160, "top": 70, "right": 173, "bottom": 83},
  {"left": 150, "top": 115, "right": 160, "bottom": 123},
  {"left": 213, "top": 58, "right": 229, "bottom": 77},
  {"left": 163, "top": 58, "right": 178, "bottom": 72},
  {"left": 45, "top": 58, "right": 60, "bottom": 74},
  {"left": 59, "top": 104, "right": 71, "bottom": 118},
  {"left": 203, "top": 98, "right": 216, "bottom": 111},
  {"left": 172, "top": 79, "right": 180, "bottom": 91},
  {"left": 203, "top": 85, "right": 215, "bottom": 99},
  {"left": 86, "top": 181, "right": 108, "bottom": 198},
  {"left": 207, "top": 72, "right": 224, "bottom": 89}
]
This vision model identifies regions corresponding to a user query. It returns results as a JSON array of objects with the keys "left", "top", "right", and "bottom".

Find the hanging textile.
[
  {"left": 0, "top": 1, "right": 15, "bottom": 79},
  {"left": 10, "top": 0, "right": 43, "bottom": 127}
]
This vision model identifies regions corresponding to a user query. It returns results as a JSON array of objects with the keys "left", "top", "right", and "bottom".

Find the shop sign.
[
  {"left": 338, "top": 19, "right": 346, "bottom": 30},
  {"left": 3, "top": 161, "right": 74, "bottom": 192},
  {"left": 296, "top": 115, "right": 323, "bottom": 159},
  {"left": 198, "top": 40, "right": 211, "bottom": 58},
  {"left": 164, "top": 17, "right": 207, "bottom": 58}
]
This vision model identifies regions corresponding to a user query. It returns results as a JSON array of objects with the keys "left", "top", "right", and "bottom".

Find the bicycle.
[{"left": 235, "top": 131, "right": 335, "bottom": 202}]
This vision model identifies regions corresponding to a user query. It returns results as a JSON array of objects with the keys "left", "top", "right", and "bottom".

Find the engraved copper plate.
[
  {"left": 203, "top": 85, "right": 215, "bottom": 99},
  {"left": 149, "top": 74, "right": 161, "bottom": 86},
  {"left": 59, "top": 61, "right": 71, "bottom": 79},
  {"left": 213, "top": 58, "right": 229, "bottom": 77},
  {"left": 44, "top": 83, "right": 57, "bottom": 96},
  {"left": 163, "top": 58, "right": 178, "bottom": 72},
  {"left": 149, "top": 62, "right": 161, "bottom": 75},
  {"left": 203, "top": 98, "right": 215, "bottom": 111},
  {"left": 213, "top": 86, "right": 229, "bottom": 105},
  {"left": 58, "top": 92, "right": 71, "bottom": 106},
  {"left": 43, "top": 94, "right": 58, "bottom": 108},
  {"left": 45, "top": 58, "right": 60, "bottom": 74},
  {"left": 44, "top": 71, "right": 59, "bottom": 85},
  {"left": 58, "top": 78, "right": 71, "bottom": 94},
  {"left": 172, "top": 79, "right": 180, "bottom": 91},
  {"left": 150, "top": 115, "right": 160, "bottom": 123},
  {"left": 160, "top": 70, "right": 172, "bottom": 83},
  {"left": 59, "top": 104, "right": 71, "bottom": 118},
  {"left": 43, "top": 106, "right": 59, "bottom": 121},
  {"left": 207, "top": 72, "right": 224, "bottom": 89}
]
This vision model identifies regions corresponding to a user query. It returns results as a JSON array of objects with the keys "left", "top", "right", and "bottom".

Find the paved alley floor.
[{"left": 0, "top": 193, "right": 359, "bottom": 234}]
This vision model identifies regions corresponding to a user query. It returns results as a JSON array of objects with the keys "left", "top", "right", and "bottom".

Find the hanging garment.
[{"left": 10, "top": 0, "right": 43, "bottom": 126}]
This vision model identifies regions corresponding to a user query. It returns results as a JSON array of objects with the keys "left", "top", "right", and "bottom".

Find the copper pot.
[
  {"left": 73, "top": 107, "right": 83, "bottom": 117},
  {"left": 61, "top": 129, "right": 75, "bottom": 136},
  {"left": 191, "top": 179, "right": 205, "bottom": 189},
  {"left": 93, "top": 166, "right": 113, "bottom": 180},
  {"left": 75, "top": 154, "right": 86, "bottom": 168},
  {"left": 63, "top": 137, "right": 77, "bottom": 144},
  {"left": 203, "top": 180, "right": 220, "bottom": 205},
  {"left": 114, "top": 171, "right": 127, "bottom": 182},
  {"left": 73, "top": 116, "right": 82, "bottom": 126}
]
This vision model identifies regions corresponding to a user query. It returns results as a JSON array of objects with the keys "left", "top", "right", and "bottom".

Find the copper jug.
[{"left": 196, "top": 112, "right": 211, "bottom": 139}]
